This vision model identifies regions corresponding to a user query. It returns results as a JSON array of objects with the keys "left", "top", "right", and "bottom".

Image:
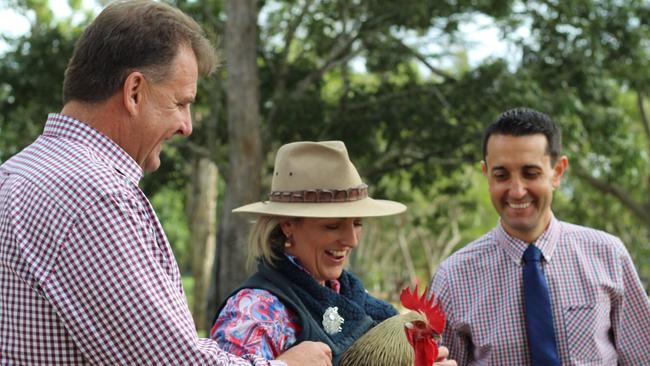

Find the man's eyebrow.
[{"left": 522, "top": 164, "right": 543, "bottom": 170}]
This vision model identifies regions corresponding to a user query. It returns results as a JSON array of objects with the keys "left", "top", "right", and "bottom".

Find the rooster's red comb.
[{"left": 400, "top": 284, "right": 446, "bottom": 334}]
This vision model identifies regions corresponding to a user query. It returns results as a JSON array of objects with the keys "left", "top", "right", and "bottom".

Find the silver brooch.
[{"left": 322, "top": 306, "right": 344, "bottom": 335}]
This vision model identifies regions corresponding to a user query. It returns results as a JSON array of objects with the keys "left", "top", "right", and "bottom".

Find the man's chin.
[
  {"left": 505, "top": 219, "right": 549, "bottom": 242},
  {"left": 143, "top": 157, "right": 161, "bottom": 173}
]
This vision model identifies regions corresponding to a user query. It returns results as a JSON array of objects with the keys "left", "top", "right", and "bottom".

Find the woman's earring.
[{"left": 284, "top": 234, "right": 293, "bottom": 248}]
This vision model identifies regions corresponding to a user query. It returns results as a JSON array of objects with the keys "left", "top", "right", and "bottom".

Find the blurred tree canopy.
[{"left": 1, "top": 0, "right": 648, "bottom": 328}]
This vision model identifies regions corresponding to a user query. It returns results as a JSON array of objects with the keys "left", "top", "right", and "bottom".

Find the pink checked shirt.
[
  {"left": 0, "top": 114, "right": 275, "bottom": 365},
  {"left": 430, "top": 217, "right": 650, "bottom": 365}
]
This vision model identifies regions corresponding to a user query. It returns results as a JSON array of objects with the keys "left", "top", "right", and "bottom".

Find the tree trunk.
[
  {"left": 187, "top": 157, "right": 218, "bottom": 332},
  {"left": 206, "top": 0, "right": 262, "bottom": 331}
]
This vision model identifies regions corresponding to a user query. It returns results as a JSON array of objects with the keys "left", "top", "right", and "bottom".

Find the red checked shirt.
[
  {"left": 0, "top": 114, "right": 278, "bottom": 365},
  {"left": 430, "top": 216, "right": 650, "bottom": 366}
]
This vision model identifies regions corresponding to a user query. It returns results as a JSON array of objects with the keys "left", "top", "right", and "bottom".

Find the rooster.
[{"left": 339, "top": 285, "right": 446, "bottom": 366}]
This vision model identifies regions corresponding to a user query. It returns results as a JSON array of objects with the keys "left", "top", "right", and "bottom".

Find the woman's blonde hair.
[{"left": 247, "top": 215, "right": 300, "bottom": 269}]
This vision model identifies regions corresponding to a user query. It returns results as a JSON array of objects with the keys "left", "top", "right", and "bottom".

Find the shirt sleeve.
[
  {"left": 611, "top": 246, "right": 650, "bottom": 365},
  {"left": 211, "top": 288, "right": 301, "bottom": 359},
  {"left": 42, "top": 193, "right": 272, "bottom": 365},
  {"left": 431, "top": 265, "right": 471, "bottom": 366}
]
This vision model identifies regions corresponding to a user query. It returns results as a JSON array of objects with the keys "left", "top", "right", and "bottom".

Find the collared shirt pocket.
[{"left": 561, "top": 299, "right": 613, "bottom": 365}]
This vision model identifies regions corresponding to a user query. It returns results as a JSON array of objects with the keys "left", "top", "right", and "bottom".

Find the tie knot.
[{"left": 523, "top": 245, "right": 543, "bottom": 263}]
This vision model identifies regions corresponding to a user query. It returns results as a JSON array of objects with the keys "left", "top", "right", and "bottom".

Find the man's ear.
[
  {"left": 552, "top": 155, "right": 569, "bottom": 188},
  {"left": 122, "top": 71, "right": 146, "bottom": 116},
  {"left": 481, "top": 160, "right": 488, "bottom": 177}
]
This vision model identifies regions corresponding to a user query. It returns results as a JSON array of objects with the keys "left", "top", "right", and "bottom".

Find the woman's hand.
[
  {"left": 276, "top": 341, "right": 332, "bottom": 366},
  {"left": 434, "top": 346, "right": 457, "bottom": 366}
]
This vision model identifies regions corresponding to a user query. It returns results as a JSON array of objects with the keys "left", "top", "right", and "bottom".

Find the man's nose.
[
  {"left": 509, "top": 177, "right": 527, "bottom": 198},
  {"left": 178, "top": 114, "right": 193, "bottom": 136}
]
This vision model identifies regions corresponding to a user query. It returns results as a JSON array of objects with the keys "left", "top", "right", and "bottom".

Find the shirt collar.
[
  {"left": 495, "top": 215, "right": 561, "bottom": 265},
  {"left": 44, "top": 113, "right": 144, "bottom": 184}
]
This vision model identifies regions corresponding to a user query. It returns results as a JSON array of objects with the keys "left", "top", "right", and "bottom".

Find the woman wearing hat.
[{"left": 210, "top": 141, "right": 452, "bottom": 365}]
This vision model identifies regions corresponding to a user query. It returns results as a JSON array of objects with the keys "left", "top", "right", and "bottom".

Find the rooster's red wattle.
[{"left": 401, "top": 285, "right": 446, "bottom": 366}]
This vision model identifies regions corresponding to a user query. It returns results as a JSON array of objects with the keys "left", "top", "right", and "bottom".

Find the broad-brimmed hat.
[{"left": 233, "top": 141, "right": 407, "bottom": 218}]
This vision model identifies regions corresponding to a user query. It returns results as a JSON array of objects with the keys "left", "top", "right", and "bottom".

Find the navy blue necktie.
[{"left": 523, "top": 245, "right": 561, "bottom": 366}]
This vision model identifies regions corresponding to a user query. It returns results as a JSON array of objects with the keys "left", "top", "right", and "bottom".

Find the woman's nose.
[{"left": 340, "top": 220, "right": 360, "bottom": 247}]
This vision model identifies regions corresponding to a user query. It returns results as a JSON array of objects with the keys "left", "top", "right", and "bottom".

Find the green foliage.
[
  {"left": 2, "top": 0, "right": 649, "bottom": 295},
  {"left": 0, "top": 20, "right": 80, "bottom": 161},
  {"left": 506, "top": 0, "right": 650, "bottom": 288},
  {"left": 150, "top": 185, "right": 191, "bottom": 271},
  {"left": 251, "top": 0, "right": 650, "bottom": 291}
]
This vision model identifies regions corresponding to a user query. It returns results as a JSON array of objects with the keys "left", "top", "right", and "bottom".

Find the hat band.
[{"left": 269, "top": 184, "right": 368, "bottom": 203}]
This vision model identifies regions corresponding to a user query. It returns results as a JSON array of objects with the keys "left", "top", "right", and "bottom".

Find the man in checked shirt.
[
  {"left": 0, "top": 1, "right": 331, "bottom": 365},
  {"left": 430, "top": 107, "right": 650, "bottom": 365}
]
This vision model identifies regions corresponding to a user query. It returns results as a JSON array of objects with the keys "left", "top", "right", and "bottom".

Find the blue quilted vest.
[{"left": 218, "top": 257, "right": 397, "bottom": 365}]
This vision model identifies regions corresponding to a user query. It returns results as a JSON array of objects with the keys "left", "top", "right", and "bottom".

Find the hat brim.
[{"left": 233, "top": 198, "right": 406, "bottom": 218}]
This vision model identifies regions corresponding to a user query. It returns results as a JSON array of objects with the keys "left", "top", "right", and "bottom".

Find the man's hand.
[
  {"left": 276, "top": 341, "right": 332, "bottom": 366},
  {"left": 434, "top": 346, "right": 457, "bottom": 366}
]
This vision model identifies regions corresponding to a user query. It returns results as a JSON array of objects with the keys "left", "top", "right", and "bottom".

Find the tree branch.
[
  {"left": 364, "top": 151, "right": 465, "bottom": 181},
  {"left": 287, "top": 36, "right": 364, "bottom": 100},
  {"left": 344, "top": 85, "right": 444, "bottom": 112},
  {"left": 573, "top": 167, "right": 650, "bottom": 226},
  {"left": 384, "top": 34, "right": 457, "bottom": 110},
  {"left": 266, "top": 0, "right": 314, "bottom": 126},
  {"left": 282, "top": 9, "right": 397, "bottom": 102},
  {"left": 388, "top": 33, "right": 456, "bottom": 82}
]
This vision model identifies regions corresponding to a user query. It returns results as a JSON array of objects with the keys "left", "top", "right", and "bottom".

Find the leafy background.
[{"left": 1, "top": 0, "right": 648, "bottom": 331}]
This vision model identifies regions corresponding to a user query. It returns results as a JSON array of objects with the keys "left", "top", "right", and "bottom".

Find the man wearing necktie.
[{"left": 430, "top": 107, "right": 650, "bottom": 365}]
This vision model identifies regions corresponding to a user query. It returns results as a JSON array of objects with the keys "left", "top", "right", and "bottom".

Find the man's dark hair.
[
  {"left": 63, "top": 0, "right": 218, "bottom": 104},
  {"left": 482, "top": 107, "right": 562, "bottom": 164}
]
